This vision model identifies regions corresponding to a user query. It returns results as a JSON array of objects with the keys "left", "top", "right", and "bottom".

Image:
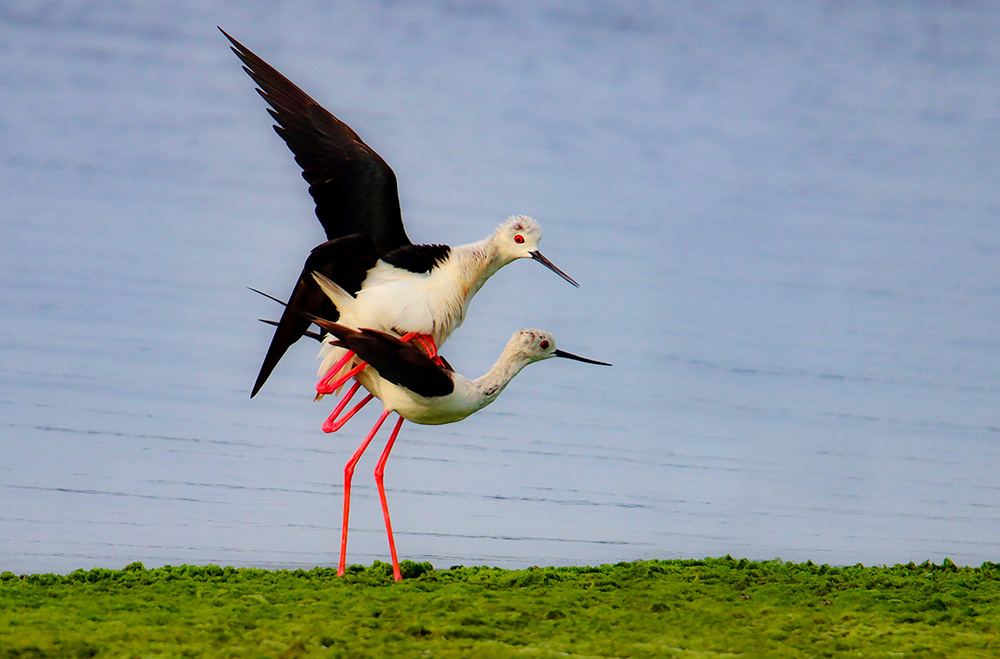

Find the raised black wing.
[
  {"left": 251, "top": 234, "right": 379, "bottom": 397},
  {"left": 221, "top": 28, "right": 411, "bottom": 253}
]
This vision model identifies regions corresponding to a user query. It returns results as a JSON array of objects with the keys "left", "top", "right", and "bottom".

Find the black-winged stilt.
[
  {"left": 220, "top": 29, "right": 578, "bottom": 397},
  {"left": 265, "top": 295, "right": 610, "bottom": 581}
]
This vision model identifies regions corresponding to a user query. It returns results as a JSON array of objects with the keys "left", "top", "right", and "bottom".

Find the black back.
[{"left": 381, "top": 244, "right": 452, "bottom": 274}]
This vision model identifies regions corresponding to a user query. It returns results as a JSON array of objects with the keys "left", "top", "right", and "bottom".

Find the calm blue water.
[{"left": 2, "top": 1, "right": 999, "bottom": 574}]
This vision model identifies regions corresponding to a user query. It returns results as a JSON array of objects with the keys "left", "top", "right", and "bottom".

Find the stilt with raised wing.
[{"left": 220, "top": 29, "right": 578, "bottom": 397}]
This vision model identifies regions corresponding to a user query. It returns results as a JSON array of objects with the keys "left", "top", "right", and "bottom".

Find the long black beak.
[
  {"left": 529, "top": 250, "right": 579, "bottom": 287},
  {"left": 554, "top": 349, "right": 612, "bottom": 366}
]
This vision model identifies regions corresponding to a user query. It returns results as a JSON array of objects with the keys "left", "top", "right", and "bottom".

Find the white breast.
[{"left": 350, "top": 260, "right": 469, "bottom": 345}]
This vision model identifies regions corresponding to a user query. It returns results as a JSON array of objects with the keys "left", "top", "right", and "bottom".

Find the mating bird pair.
[{"left": 223, "top": 29, "right": 610, "bottom": 580}]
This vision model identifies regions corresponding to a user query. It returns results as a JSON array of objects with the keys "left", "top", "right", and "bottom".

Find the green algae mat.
[{"left": 2, "top": 558, "right": 998, "bottom": 658}]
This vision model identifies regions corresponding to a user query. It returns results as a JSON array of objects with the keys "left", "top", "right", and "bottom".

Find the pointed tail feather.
[
  {"left": 249, "top": 286, "right": 355, "bottom": 342},
  {"left": 259, "top": 319, "right": 323, "bottom": 342},
  {"left": 311, "top": 271, "right": 356, "bottom": 312}
]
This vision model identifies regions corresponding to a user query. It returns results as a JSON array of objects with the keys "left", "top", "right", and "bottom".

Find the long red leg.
[
  {"left": 317, "top": 350, "right": 356, "bottom": 393},
  {"left": 318, "top": 335, "right": 421, "bottom": 433},
  {"left": 318, "top": 359, "right": 369, "bottom": 396},
  {"left": 322, "top": 334, "right": 440, "bottom": 385},
  {"left": 414, "top": 335, "right": 438, "bottom": 359},
  {"left": 399, "top": 332, "right": 437, "bottom": 357},
  {"left": 374, "top": 415, "right": 406, "bottom": 581},
  {"left": 320, "top": 333, "right": 424, "bottom": 389},
  {"left": 324, "top": 393, "right": 375, "bottom": 433},
  {"left": 320, "top": 380, "right": 361, "bottom": 432},
  {"left": 338, "top": 408, "right": 392, "bottom": 577}
]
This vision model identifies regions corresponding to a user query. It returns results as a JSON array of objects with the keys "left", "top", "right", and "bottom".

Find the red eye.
[
  {"left": 514, "top": 234, "right": 524, "bottom": 244},
  {"left": 539, "top": 340, "right": 550, "bottom": 350}
]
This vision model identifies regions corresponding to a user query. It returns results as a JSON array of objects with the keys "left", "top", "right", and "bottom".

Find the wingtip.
[
  {"left": 218, "top": 27, "right": 247, "bottom": 57},
  {"left": 250, "top": 367, "right": 266, "bottom": 398}
]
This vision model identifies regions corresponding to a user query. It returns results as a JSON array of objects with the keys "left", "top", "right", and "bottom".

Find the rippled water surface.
[{"left": 2, "top": 1, "right": 999, "bottom": 574}]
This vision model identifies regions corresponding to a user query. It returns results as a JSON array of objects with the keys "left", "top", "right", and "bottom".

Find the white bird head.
[
  {"left": 504, "top": 329, "right": 611, "bottom": 368},
  {"left": 493, "top": 216, "right": 579, "bottom": 287}
]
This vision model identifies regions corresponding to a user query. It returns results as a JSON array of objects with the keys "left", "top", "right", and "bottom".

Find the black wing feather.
[
  {"left": 251, "top": 234, "right": 379, "bottom": 397},
  {"left": 221, "top": 28, "right": 411, "bottom": 253},
  {"left": 314, "top": 324, "right": 455, "bottom": 399}
]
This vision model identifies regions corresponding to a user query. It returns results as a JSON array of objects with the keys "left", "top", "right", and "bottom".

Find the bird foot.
[
  {"left": 323, "top": 392, "right": 374, "bottom": 434},
  {"left": 399, "top": 332, "right": 446, "bottom": 367},
  {"left": 321, "top": 381, "right": 360, "bottom": 432},
  {"left": 317, "top": 351, "right": 368, "bottom": 395}
]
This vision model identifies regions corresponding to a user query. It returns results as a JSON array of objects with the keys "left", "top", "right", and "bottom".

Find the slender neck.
[
  {"left": 450, "top": 232, "right": 510, "bottom": 301},
  {"left": 471, "top": 344, "right": 531, "bottom": 406}
]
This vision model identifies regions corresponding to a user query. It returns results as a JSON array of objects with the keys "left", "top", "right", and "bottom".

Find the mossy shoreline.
[{"left": 2, "top": 557, "right": 998, "bottom": 657}]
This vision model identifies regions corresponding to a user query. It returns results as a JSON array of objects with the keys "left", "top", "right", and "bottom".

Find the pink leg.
[
  {"left": 406, "top": 333, "right": 446, "bottom": 368},
  {"left": 317, "top": 359, "right": 369, "bottom": 396},
  {"left": 317, "top": 350, "right": 356, "bottom": 393},
  {"left": 321, "top": 380, "right": 361, "bottom": 432},
  {"left": 414, "top": 335, "right": 438, "bottom": 359},
  {"left": 324, "top": 393, "right": 375, "bottom": 433},
  {"left": 374, "top": 415, "right": 406, "bottom": 581},
  {"left": 399, "top": 331, "right": 434, "bottom": 357},
  {"left": 338, "top": 408, "right": 392, "bottom": 577}
]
